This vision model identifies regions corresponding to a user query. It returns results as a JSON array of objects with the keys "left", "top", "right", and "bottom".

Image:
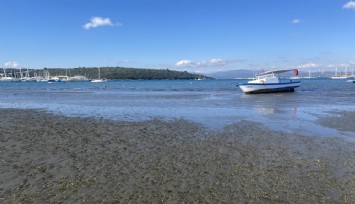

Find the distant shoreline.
[{"left": 0, "top": 67, "right": 214, "bottom": 80}]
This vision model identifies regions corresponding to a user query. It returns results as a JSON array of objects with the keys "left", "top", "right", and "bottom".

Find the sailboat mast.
[
  {"left": 335, "top": 67, "right": 338, "bottom": 76},
  {"left": 345, "top": 65, "right": 348, "bottom": 76}
]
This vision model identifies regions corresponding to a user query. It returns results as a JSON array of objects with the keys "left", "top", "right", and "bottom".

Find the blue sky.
[{"left": 1, "top": 0, "right": 355, "bottom": 73}]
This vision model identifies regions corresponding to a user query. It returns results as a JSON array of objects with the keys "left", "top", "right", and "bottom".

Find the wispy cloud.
[
  {"left": 296, "top": 63, "right": 318, "bottom": 69},
  {"left": 175, "top": 58, "right": 226, "bottom": 67},
  {"left": 118, "top": 59, "right": 134, "bottom": 63},
  {"left": 83, "top": 17, "right": 120, "bottom": 29},
  {"left": 4, "top": 61, "right": 20, "bottom": 68},
  {"left": 327, "top": 63, "right": 350, "bottom": 68},
  {"left": 206, "top": 58, "right": 226, "bottom": 66},
  {"left": 343, "top": 1, "right": 355, "bottom": 9},
  {"left": 291, "top": 19, "right": 301, "bottom": 24},
  {"left": 175, "top": 59, "right": 195, "bottom": 67}
]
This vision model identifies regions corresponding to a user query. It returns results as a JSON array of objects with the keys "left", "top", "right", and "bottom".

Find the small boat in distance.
[
  {"left": 347, "top": 79, "right": 355, "bottom": 83},
  {"left": 48, "top": 76, "right": 68, "bottom": 83},
  {"left": 303, "top": 69, "right": 316, "bottom": 79},
  {"left": 91, "top": 79, "right": 107, "bottom": 83},
  {"left": 238, "top": 69, "right": 301, "bottom": 94},
  {"left": 331, "top": 66, "right": 353, "bottom": 79},
  {"left": 91, "top": 67, "right": 107, "bottom": 83},
  {"left": 67, "top": 75, "right": 90, "bottom": 82}
]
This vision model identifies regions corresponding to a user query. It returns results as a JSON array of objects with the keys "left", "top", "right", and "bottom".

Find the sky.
[{"left": 0, "top": 0, "right": 355, "bottom": 73}]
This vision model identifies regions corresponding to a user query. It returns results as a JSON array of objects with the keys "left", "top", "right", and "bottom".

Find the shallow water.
[{"left": 0, "top": 78, "right": 354, "bottom": 137}]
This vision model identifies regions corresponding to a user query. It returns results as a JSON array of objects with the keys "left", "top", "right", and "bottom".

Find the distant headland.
[{"left": 0, "top": 66, "right": 213, "bottom": 80}]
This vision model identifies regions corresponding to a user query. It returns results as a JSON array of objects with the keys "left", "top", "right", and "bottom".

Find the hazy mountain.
[
  {"left": 205, "top": 69, "right": 342, "bottom": 79},
  {"left": 206, "top": 69, "right": 256, "bottom": 79}
]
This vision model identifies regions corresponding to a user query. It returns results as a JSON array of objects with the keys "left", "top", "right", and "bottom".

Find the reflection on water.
[{"left": 0, "top": 79, "right": 354, "bottom": 137}]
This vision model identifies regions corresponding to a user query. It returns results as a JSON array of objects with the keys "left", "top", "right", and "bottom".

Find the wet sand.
[
  {"left": 0, "top": 109, "right": 354, "bottom": 203},
  {"left": 318, "top": 111, "right": 355, "bottom": 133}
]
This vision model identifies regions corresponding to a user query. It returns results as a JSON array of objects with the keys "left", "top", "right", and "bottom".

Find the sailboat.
[
  {"left": 91, "top": 67, "right": 107, "bottom": 83},
  {"left": 0, "top": 68, "right": 19, "bottom": 82},
  {"left": 331, "top": 66, "right": 352, "bottom": 79},
  {"left": 21, "top": 68, "right": 36, "bottom": 82},
  {"left": 303, "top": 69, "right": 315, "bottom": 79}
]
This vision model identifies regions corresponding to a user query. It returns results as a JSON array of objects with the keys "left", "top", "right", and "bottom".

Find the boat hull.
[
  {"left": 239, "top": 82, "right": 301, "bottom": 94},
  {"left": 331, "top": 76, "right": 352, "bottom": 79},
  {"left": 91, "top": 79, "right": 107, "bottom": 83}
]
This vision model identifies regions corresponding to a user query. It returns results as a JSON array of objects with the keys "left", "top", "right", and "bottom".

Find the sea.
[{"left": 1, "top": 78, "right": 354, "bottom": 138}]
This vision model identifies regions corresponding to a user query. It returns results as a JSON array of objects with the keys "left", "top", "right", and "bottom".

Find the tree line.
[{"left": 0, "top": 67, "right": 213, "bottom": 80}]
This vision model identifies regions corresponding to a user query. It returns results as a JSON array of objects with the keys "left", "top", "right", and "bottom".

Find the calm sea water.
[{"left": 0, "top": 79, "right": 354, "bottom": 137}]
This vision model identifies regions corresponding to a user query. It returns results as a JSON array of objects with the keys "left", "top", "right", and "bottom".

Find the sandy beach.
[{"left": 0, "top": 108, "right": 354, "bottom": 203}]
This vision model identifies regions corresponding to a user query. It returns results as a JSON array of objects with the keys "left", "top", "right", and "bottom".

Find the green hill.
[{"left": 1, "top": 67, "right": 213, "bottom": 80}]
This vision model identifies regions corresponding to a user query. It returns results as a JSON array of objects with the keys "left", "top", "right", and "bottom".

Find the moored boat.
[
  {"left": 0, "top": 76, "right": 20, "bottom": 82},
  {"left": 91, "top": 67, "right": 107, "bottom": 83},
  {"left": 238, "top": 69, "right": 301, "bottom": 94},
  {"left": 91, "top": 79, "right": 107, "bottom": 83},
  {"left": 67, "top": 75, "right": 90, "bottom": 82},
  {"left": 331, "top": 66, "right": 353, "bottom": 79}
]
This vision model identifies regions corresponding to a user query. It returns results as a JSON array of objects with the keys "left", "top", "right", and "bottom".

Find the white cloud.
[
  {"left": 175, "top": 59, "right": 196, "bottom": 67},
  {"left": 343, "top": 1, "right": 355, "bottom": 9},
  {"left": 203, "top": 58, "right": 226, "bottom": 66},
  {"left": 4, "top": 61, "right": 20, "bottom": 68},
  {"left": 297, "top": 63, "right": 318, "bottom": 69},
  {"left": 83, "top": 17, "right": 118, "bottom": 29},
  {"left": 327, "top": 63, "right": 350, "bottom": 68},
  {"left": 175, "top": 58, "right": 226, "bottom": 67},
  {"left": 291, "top": 19, "right": 301, "bottom": 24},
  {"left": 117, "top": 59, "right": 134, "bottom": 64}
]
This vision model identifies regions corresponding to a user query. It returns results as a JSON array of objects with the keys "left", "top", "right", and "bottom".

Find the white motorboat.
[
  {"left": 48, "top": 76, "right": 65, "bottom": 83},
  {"left": 347, "top": 79, "right": 355, "bottom": 83},
  {"left": 238, "top": 69, "right": 301, "bottom": 94}
]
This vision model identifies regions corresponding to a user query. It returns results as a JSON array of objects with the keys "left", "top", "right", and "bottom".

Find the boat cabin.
[{"left": 248, "top": 73, "right": 281, "bottom": 84}]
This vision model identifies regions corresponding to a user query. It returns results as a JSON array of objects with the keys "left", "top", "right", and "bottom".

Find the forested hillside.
[{"left": 1, "top": 67, "right": 213, "bottom": 80}]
